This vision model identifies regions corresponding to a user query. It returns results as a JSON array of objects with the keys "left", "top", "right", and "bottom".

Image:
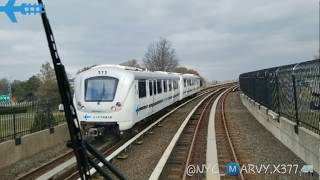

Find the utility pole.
[{"left": 36, "top": 0, "right": 126, "bottom": 179}]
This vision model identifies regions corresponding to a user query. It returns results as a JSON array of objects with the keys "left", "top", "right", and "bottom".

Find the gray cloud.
[{"left": 0, "top": 0, "right": 318, "bottom": 81}]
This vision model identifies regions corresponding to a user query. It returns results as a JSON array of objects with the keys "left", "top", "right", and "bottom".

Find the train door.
[
  {"left": 153, "top": 79, "right": 160, "bottom": 112},
  {"left": 137, "top": 79, "right": 148, "bottom": 121},
  {"left": 168, "top": 79, "right": 173, "bottom": 102},
  {"left": 148, "top": 80, "right": 154, "bottom": 114}
]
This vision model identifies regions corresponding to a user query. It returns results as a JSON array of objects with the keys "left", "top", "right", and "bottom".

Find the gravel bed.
[
  {"left": 225, "top": 91, "right": 319, "bottom": 180},
  {"left": 110, "top": 95, "right": 207, "bottom": 180},
  {"left": 0, "top": 142, "right": 69, "bottom": 180}
]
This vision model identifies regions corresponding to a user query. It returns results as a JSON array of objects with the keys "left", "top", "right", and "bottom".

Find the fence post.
[
  {"left": 252, "top": 76, "right": 255, "bottom": 100},
  {"left": 47, "top": 101, "right": 54, "bottom": 134},
  {"left": 12, "top": 106, "right": 21, "bottom": 145},
  {"left": 12, "top": 107, "right": 15, "bottom": 139},
  {"left": 292, "top": 75, "right": 299, "bottom": 134},
  {"left": 275, "top": 73, "right": 281, "bottom": 122}
]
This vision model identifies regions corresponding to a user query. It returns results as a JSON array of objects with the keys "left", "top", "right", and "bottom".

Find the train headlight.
[
  {"left": 77, "top": 101, "right": 81, "bottom": 107},
  {"left": 116, "top": 102, "right": 122, "bottom": 107},
  {"left": 77, "top": 101, "right": 86, "bottom": 110},
  {"left": 111, "top": 106, "right": 117, "bottom": 111}
]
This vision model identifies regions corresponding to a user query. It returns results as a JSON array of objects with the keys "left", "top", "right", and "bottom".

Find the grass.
[{"left": 0, "top": 111, "right": 65, "bottom": 141}]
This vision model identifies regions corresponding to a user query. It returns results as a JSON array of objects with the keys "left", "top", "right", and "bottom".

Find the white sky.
[{"left": 0, "top": 0, "right": 318, "bottom": 81}]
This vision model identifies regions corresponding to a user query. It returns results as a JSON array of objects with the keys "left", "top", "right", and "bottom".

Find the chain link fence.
[
  {"left": 239, "top": 59, "right": 320, "bottom": 135},
  {"left": 0, "top": 101, "right": 65, "bottom": 143}
]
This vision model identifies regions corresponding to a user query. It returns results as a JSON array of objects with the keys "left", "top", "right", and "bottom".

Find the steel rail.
[
  {"left": 181, "top": 94, "right": 216, "bottom": 180},
  {"left": 84, "top": 88, "right": 223, "bottom": 179},
  {"left": 18, "top": 85, "right": 226, "bottom": 180},
  {"left": 221, "top": 86, "right": 245, "bottom": 180},
  {"left": 149, "top": 90, "right": 222, "bottom": 180}
]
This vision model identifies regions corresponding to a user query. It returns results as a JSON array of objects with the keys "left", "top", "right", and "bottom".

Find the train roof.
[
  {"left": 78, "top": 64, "right": 200, "bottom": 80},
  {"left": 91, "top": 64, "right": 143, "bottom": 71},
  {"left": 181, "top": 73, "right": 200, "bottom": 79}
]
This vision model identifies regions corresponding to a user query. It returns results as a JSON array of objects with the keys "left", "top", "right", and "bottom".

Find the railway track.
[
  {"left": 150, "top": 89, "right": 220, "bottom": 180},
  {"left": 78, "top": 88, "right": 226, "bottom": 180},
  {"left": 215, "top": 86, "right": 249, "bottom": 180},
  {"left": 149, "top": 86, "right": 245, "bottom": 180},
  {"left": 16, "top": 85, "right": 229, "bottom": 180},
  {"left": 16, "top": 150, "right": 74, "bottom": 180},
  {"left": 16, "top": 136, "right": 120, "bottom": 180}
]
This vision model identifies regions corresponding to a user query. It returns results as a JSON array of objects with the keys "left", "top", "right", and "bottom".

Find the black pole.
[
  {"left": 292, "top": 75, "right": 299, "bottom": 134},
  {"left": 275, "top": 72, "right": 281, "bottom": 122},
  {"left": 36, "top": 2, "right": 126, "bottom": 179},
  {"left": 36, "top": 1, "right": 90, "bottom": 179},
  {"left": 85, "top": 142, "right": 127, "bottom": 180}
]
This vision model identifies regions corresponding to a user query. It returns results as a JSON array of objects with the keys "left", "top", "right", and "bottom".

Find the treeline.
[
  {"left": 1, "top": 38, "right": 206, "bottom": 104},
  {"left": 120, "top": 59, "right": 201, "bottom": 76},
  {"left": 0, "top": 62, "right": 60, "bottom": 106},
  {"left": 121, "top": 38, "right": 205, "bottom": 84},
  {"left": 121, "top": 38, "right": 201, "bottom": 75},
  {"left": 78, "top": 38, "right": 205, "bottom": 79}
]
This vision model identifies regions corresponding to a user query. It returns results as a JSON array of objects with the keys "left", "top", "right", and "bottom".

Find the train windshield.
[{"left": 85, "top": 77, "right": 118, "bottom": 102}]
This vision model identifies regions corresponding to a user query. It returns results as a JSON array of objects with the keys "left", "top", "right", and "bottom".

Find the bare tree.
[
  {"left": 143, "top": 38, "right": 178, "bottom": 71},
  {"left": 120, "top": 59, "right": 142, "bottom": 69}
]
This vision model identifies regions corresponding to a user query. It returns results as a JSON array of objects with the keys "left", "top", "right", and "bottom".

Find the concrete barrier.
[
  {"left": 240, "top": 93, "right": 320, "bottom": 174},
  {"left": 0, "top": 123, "right": 69, "bottom": 170}
]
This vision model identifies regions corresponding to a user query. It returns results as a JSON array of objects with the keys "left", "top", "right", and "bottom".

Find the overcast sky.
[{"left": 0, "top": 0, "right": 318, "bottom": 81}]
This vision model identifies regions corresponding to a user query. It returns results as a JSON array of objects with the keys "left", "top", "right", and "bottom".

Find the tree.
[
  {"left": 0, "top": 78, "right": 9, "bottom": 95},
  {"left": 143, "top": 38, "right": 178, "bottom": 71},
  {"left": 174, "top": 66, "right": 200, "bottom": 75},
  {"left": 120, "top": 59, "right": 142, "bottom": 69},
  {"left": 37, "top": 62, "right": 60, "bottom": 107},
  {"left": 11, "top": 76, "right": 40, "bottom": 101}
]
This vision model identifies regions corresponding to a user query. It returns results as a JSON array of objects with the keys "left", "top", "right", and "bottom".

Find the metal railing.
[
  {"left": 239, "top": 59, "right": 320, "bottom": 135},
  {"left": 0, "top": 101, "right": 65, "bottom": 143}
]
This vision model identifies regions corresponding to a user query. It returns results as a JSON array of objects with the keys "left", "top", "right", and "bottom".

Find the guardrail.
[
  {"left": 239, "top": 59, "right": 320, "bottom": 135},
  {"left": 0, "top": 101, "right": 65, "bottom": 144}
]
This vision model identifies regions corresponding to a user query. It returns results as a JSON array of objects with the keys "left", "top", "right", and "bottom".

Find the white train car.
[
  {"left": 179, "top": 74, "right": 201, "bottom": 100},
  {"left": 74, "top": 65, "right": 191, "bottom": 135}
]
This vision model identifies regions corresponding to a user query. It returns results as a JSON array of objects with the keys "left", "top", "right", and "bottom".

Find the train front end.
[{"left": 73, "top": 66, "right": 135, "bottom": 136}]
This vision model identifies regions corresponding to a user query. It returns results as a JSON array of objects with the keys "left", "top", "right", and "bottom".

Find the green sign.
[{"left": 0, "top": 95, "right": 10, "bottom": 103}]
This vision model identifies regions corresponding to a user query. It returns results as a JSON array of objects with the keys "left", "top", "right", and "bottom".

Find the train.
[{"left": 73, "top": 65, "right": 201, "bottom": 136}]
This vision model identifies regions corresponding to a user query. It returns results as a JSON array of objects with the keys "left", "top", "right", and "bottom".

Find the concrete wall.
[
  {"left": 240, "top": 93, "right": 320, "bottom": 174},
  {"left": 0, "top": 123, "right": 69, "bottom": 170}
]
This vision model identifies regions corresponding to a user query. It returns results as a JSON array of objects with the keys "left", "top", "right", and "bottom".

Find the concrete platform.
[
  {"left": 206, "top": 91, "right": 319, "bottom": 180},
  {"left": 240, "top": 92, "right": 320, "bottom": 177}
]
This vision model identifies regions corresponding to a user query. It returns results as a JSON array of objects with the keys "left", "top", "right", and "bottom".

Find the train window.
[
  {"left": 85, "top": 77, "right": 118, "bottom": 102},
  {"left": 169, "top": 80, "right": 172, "bottom": 91},
  {"left": 153, "top": 80, "right": 157, "bottom": 95},
  {"left": 138, "top": 80, "right": 147, "bottom": 98},
  {"left": 149, "top": 80, "right": 153, "bottom": 96},
  {"left": 157, "top": 80, "right": 162, "bottom": 94},
  {"left": 163, "top": 80, "right": 167, "bottom": 92},
  {"left": 173, "top": 80, "right": 178, "bottom": 90},
  {"left": 184, "top": 79, "right": 187, "bottom": 87}
]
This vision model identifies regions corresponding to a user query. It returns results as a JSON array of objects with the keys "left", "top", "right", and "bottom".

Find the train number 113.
[{"left": 98, "top": 70, "right": 107, "bottom": 75}]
